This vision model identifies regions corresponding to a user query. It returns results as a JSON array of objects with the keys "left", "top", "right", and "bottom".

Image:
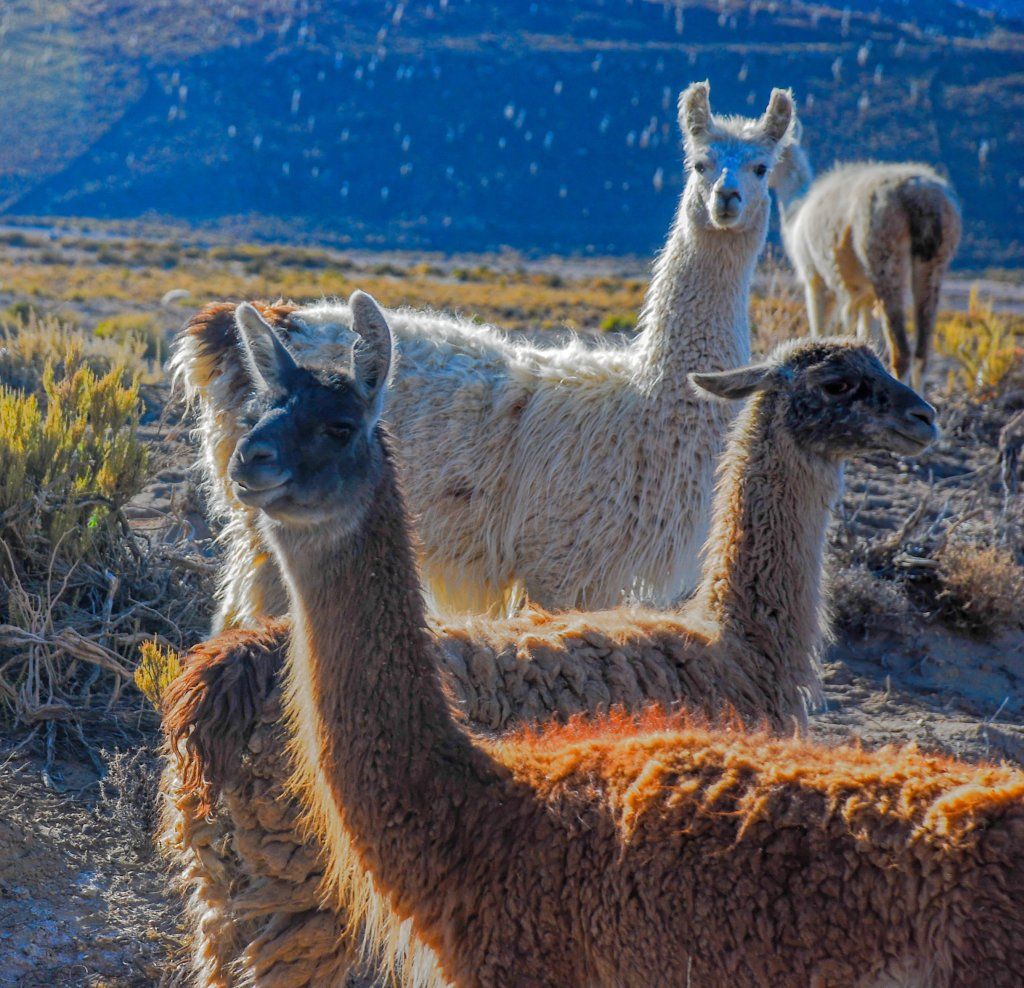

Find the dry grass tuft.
[
  {"left": 935, "top": 540, "right": 1024, "bottom": 638},
  {"left": 1, "top": 310, "right": 162, "bottom": 391},
  {"left": 94, "top": 311, "right": 166, "bottom": 362}
]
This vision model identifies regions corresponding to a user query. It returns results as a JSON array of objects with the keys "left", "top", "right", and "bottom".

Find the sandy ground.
[{"left": 1, "top": 337, "right": 1022, "bottom": 984}]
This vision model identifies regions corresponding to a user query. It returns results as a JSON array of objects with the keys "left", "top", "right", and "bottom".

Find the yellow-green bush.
[
  {"left": 0, "top": 361, "right": 148, "bottom": 569},
  {"left": 1, "top": 311, "right": 157, "bottom": 392},
  {"left": 599, "top": 312, "right": 637, "bottom": 333},
  {"left": 94, "top": 311, "right": 165, "bottom": 361},
  {"left": 936, "top": 287, "right": 1023, "bottom": 394},
  {"left": 134, "top": 640, "right": 183, "bottom": 709}
]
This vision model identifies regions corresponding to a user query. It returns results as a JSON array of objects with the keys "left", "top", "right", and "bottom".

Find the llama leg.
[
  {"left": 869, "top": 276, "right": 910, "bottom": 381},
  {"left": 910, "top": 258, "right": 944, "bottom": 394},
  {"left": 856, "top": 303, "right": 872, "bottom": 342},
  {"left": 865, "top": 242, "right": 911, "bottom": 380},
  {"left": 804, "top": 277, "right": 830, "bottom": 337}
]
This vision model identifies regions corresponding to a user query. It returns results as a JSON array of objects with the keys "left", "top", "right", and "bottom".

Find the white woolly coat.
[{"left": 175, "top": 201, "right": 766, "bottom": 624}]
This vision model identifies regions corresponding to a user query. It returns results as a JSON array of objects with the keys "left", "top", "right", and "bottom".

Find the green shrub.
[
  {"left": 599, "top": 312, "right": 637, "bottom": 333},
  {"left": 0, "top": 362, "right": 148, "bottom": 571},
  {"left": 134, "top": 640, "right": 184, "bottom": 709}
]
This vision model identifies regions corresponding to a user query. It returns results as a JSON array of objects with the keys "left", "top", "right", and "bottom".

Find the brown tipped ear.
[
  {"left": 234, "top": 302, "right": 297, "bottom": 391},
  {"left": 689, "top": 363, "right": 773, "bottom": 401},
  {"left": 678, "top": 80, "right": 712, "bottom": 142},
  {"left": 762, "top": 87, "right": 794, "bottom": 145},
  {"left": 348, "top": 290, "right": 394, "bottom": 413}
]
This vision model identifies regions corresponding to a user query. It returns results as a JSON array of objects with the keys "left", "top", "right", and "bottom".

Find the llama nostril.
[
  {"left": 237, "top": 437, "right": 279, "bottom": 467},
  {"left": 717, "top": 189, "right": 741, "bottom": 204},
  {"left": 906, "top": 403, "right": 936, "bottom": 428}
]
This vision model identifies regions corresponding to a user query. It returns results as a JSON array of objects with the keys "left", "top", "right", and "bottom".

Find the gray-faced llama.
[
  {"left": 165, "top": 291, "right": 1023, "bottom": 988},
  {"left": 771, "top": 122, "right": 961, "bottom": 392},
  {"left": 171, "top": 81, "right": 796, "bottom": 627}
]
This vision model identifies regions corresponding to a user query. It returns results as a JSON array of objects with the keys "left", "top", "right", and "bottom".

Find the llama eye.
[
  {"left": 754, "top": 163, "right": 768, "bottom": 178},
  {"left": 324, "top": 423, "right": 354, "bottom": 442},
  {"left": 694, "top": 161, "right": 708, "bottom": 175},
  {"left": 821, "top": 379, "right": 853, "bottom": 398}
]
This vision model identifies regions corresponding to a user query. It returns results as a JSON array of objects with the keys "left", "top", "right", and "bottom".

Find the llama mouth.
[
  {"left": 710, "top": 209, "right": 742, "bottom": 230},
  {"left": 233, "top": 480, "right": 292, "bottom": 510},
  {"left": 885, "top": 424, "right": 939, "bottom": 454}
]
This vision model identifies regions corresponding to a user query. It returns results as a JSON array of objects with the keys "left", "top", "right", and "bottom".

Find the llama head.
[
  {"left": 678, "top": 81, "right": 795, "bottom": 232},
  {"left": 768, "top": 116, "right": 813, "bottom": 206},
  {"left": 691, "top": 339, "right": 938, "bottom": 461},
  {"left": 227, "top": 290, "right": 394, "bottom": 532}
]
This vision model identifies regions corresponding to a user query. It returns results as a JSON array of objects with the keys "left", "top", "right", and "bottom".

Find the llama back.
[{"left": 808, "top": 161, "right": 957, "bottom": 246}]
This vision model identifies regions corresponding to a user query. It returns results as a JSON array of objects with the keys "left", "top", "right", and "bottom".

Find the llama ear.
[
  {"left": 348, "top": 290, "right": 394, "bottom": 412},
  {"left": 234, "top": 303, "right": 297, "bottom": 391},
  {"left": 678, "top": 81, "right": 712, "bottom": 143},
  {"left": 689, "top": 363, "right": 772, "bottom": 401},
  {"left": 761, "top": 88, "right": 795, "bottom": 145},
  {"left": 790, "top": 116, "right": 804, "bottom": 145}
]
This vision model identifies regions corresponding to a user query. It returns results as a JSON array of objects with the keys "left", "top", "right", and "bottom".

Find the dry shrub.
[
  {"left": 828, "top": 564, "right": 913, "bottom": 638},
  {"left": 0, "top": 339, "right": 212, "bottom": 734},
  {"left": 96, "top": 746, "right": 163, "bottom": 860},
  {"left": 935, "top": 540, "right": 1024, "bottom": 638},
  {"left": 935, "top": 287, "right": 1023, "bottom": 395}
]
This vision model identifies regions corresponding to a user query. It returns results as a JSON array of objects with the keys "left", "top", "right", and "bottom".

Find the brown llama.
[
  {"left": 162, "top": 278, "right": 835, "bottom": 986},
  {"left": 213, "top": 291, "right": 1022, "bottom": 986}
]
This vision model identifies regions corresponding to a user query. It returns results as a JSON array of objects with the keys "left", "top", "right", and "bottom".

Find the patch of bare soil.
[
  {"left": 0, "top": 744, "right": 184, "bottom": 987},
  {"left": 814, "top": 376, "right": 1024, "bottom": 760}
]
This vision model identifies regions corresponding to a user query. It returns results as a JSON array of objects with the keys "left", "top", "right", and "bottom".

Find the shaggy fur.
[
  {"left": 170, "top": 82, "right": 795, "bottom": 628},
  {"left": 256, "top": 358, "right": 1019, "bottom": 987},
  {"left": 772, "top": 137, "right": 961, "bottom": 391},
  {"left": 162, "top": 314, "right": 956, "bottom": 986}
]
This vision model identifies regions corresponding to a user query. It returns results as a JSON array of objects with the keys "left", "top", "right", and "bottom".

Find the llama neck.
[
  {"left": 688, "top": 396, "right": 838, "bottom": 703},
  {"left": 773, "top": 145, "right": 814, "bottom": 225},
  {"left": 265, "top": 441, "right": 501, "bottom": 932},
  {"left": 634, "top": 189, "right": 763, "bottom": 388}
]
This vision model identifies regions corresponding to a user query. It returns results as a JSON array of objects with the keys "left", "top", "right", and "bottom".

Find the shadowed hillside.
[{"left": 1, "top": 0, "right": 1022, "bottom": 264}]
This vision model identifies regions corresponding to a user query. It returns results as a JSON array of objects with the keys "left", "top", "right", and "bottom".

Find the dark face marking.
[
  {"left": 229, "top": 361, "right": 380, "bottom": 528},
  {"left": 775, "top": 343, "right": 938, "bottom": 460}
]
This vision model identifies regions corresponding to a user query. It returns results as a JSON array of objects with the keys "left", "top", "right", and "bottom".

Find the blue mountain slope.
[{"left": 2, "top": 0, "right": 1022, "bottom": 265}]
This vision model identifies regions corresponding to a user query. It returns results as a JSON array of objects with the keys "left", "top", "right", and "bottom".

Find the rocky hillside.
[{"left": 2, "top": 0, "right": 1022, "bottom": 265}]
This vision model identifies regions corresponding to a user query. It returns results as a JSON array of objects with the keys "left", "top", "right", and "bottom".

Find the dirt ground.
[{"left": 1, "top": 326, "right": 1022, "bottom": 985}]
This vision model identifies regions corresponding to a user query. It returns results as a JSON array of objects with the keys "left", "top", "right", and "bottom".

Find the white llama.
[
  {"left": 771, "top": 123, "right": 961, "bottom": 391},
  {"left": 172, "top": 81, "right": 795, "bottom": 626}
]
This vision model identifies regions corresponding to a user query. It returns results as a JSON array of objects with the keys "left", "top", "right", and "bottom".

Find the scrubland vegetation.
[
  {"left": 0, "top": 229, "right": 1020, "bottom": 748},
  {"left": 0, "top": 227, "right": 1020, "bottom": 981}
]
